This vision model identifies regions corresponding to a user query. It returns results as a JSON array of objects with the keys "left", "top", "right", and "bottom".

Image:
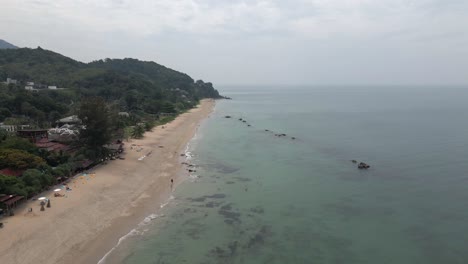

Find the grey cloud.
[{"left": 0, "top": 0, "right": 467, "bottom": 85}]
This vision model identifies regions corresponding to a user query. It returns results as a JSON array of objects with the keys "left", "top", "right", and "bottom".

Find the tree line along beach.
[
  {"left": 0, "top": 43, "right": 221, "bottom": 264},
  {"left": 0, "top": 99, "right": 216, "bottom": 264}
]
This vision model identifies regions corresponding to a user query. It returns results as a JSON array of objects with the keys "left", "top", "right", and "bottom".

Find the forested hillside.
[
  {"left": 0, "top": 47, "right": 221, "bottom": 125},
  {"left": 0, "top": 39, "right": 18, "bottom": 49},
  {"left": 0, "top": 46, "right": 222, "bottom": 197}
]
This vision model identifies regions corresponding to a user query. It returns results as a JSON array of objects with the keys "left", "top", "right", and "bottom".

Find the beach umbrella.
[
  {"left": 38, "top": 197, "right": 47, "bottom": 201},
  {"left": 54, "top": 189, "right": 61, "bottom": 192}
]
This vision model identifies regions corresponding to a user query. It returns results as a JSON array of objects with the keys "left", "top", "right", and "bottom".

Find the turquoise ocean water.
[{"left": 102, "top": 86, "right": 468, "bottom": 264}]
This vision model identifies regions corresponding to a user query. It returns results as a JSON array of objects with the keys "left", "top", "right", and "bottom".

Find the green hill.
[
  {"left": 0, "top": 39, "right": 18, "bottom": 49},
  {"left": 0, "top": 47, "right": 221, "bottom": 124},
  {"left": 0, "top": 46, "right": 222, "bottom": 197}
]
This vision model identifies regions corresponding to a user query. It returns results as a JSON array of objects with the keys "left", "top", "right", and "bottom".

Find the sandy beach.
[{"left": 0, "top": 99, "right": 215, "bottom": 264}]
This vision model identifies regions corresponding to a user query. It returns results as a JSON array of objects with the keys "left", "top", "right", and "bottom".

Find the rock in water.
[{"left": 358, "top": 162, "right": 370, "bottom": 169}]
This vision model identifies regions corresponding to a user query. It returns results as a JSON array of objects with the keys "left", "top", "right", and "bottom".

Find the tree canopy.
[
  {"left": 0, "top": 46, "right": 223, "bottom": 198},
  {"left": 0, "top": 149, "right": 46, "bottom": 170},
  {"left": 0, "top": 47, "right": 222, "bottom": 128},
  {"left": 78, "top": 97, "right": 114, "bottom": 157}
]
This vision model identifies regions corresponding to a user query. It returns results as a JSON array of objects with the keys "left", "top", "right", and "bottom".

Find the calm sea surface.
[{"left": 103, "top": 86, "right": 468, "bottom": 264}]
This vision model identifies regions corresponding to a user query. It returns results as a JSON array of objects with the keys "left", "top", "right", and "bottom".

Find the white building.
[
  {"left": 56, "top": 115, "right": 81, "bottom": 126},
  {"left": 0, "top": 124, "right": 16, "bottom": 132},
  {"left": 6, "top": 78, "right": 17, "bottom": 84},
  {"left": 0, "top": 124, "right": 30, "bottom": 132},
  {"left": 48, "top": 86, "right": 57, "bottom": 90}
]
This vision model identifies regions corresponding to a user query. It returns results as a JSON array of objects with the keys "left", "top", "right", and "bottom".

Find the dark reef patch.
[
  {"left": 207, "top": 194, "right": 227, "bottom": 199},
  {"left": 220, "top": 204, "right": 232, "bottom": 211},
  {"left": 183, "top": 208, "right": 197, "bottom": 213},
  {"left": 189, "top": 197, "right": 207, "bottom": 202},
  {"left": 246, "top": 225, "right": 272, "bottom": 249},
  {"left": 249, "top": 206, "right": 265, "bottom": 214},
  {"left": 218, "top": 203, "right": 241, "bottom": 224},
  {"left": 205, "top": 163, "right": 240, "bottom": 174},
  {"left": 182, "top": 218, "right": 204, "bottom": 240},
  {"left": 188, "top": 193, "right": 227, "bottom": 203},
  {"left": 208, "top": 241, "right": 239, "bottom": 261},
  {"left": 205, "top": 201, "right": 223, "bottom": 208},
  {"left": 233, "top": 177, "right": 251, "bottom": 182}
]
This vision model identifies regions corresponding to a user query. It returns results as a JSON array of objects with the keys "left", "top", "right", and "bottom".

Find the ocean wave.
[
  {"left": 97, "top": 228, "right": 142, "bottom": 264},
  {"left": 140, "top": 213, "right": 159, "bottom": 226},
  {"left": 97, "top": 196, "right": 174, "bottom": 264},
  {"left": 183, "top": 118, "right": 207, "bottom": 161},
  {"left": 188, "top": 174, "right": 200, "bottom": 182},
  {"left": 160, "top": 195, "right": 175, "bottom": 209},
  {"left": 185, "top": 151, "right": 193, "bottom": 160}
]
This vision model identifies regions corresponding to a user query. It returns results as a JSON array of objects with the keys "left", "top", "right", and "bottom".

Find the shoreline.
[{"left": 0, "top": 99, "right": 216, "bottom": 264}]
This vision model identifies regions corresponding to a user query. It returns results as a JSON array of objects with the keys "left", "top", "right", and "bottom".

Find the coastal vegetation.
[
  {"left": 0, "top": 47, "right": 221, "bottom": 126},
  {"left": 0, "top": 45, "right": 222, "bottom": 199},
  {"left": 78, "top": 97, "right": 115, "bottom": 159},
  {"left": 0, "top": 135, "right": 61, "bottom": 197}
]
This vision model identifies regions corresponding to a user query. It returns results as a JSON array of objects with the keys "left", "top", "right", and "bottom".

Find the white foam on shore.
[
  {"left": 97, "top": 199, "right": 173, "bottom": 264},
  {"left": 98, "top": 105, "right": 212, "bottom": 264},
  {"left": 188, "top": 174, "right": 200, "bottom": 182},
  {"left": 97, "top": 228, "right": 141, "bottom": 264},
  {"left": 140, "top": 213, "right": 159, "bottom": 225},
  {"left": 183, "top": 118, "right": 205, "bottom": 161},
  {"left": 185, "top": 151, "right": 193, "bottom": 160},
  {"left": 160, "top": 195, "right": 175, "bottom": 209}
]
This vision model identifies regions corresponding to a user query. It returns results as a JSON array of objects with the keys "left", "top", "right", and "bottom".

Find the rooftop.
[
  {"left": 0, "top": 168, "right": 24, "bottom": 177},
  {"left": 57, "top": 115, "right": 81, "bottom": 123}
]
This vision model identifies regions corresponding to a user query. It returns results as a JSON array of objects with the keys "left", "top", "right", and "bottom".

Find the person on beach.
[{"left": 171, "top": 179, "right": 174, "bottom": 189}]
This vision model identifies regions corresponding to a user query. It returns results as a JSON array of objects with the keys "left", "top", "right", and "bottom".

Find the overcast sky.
[{"left": 1, "top": 0, "right": 467, "bottom": 86}]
